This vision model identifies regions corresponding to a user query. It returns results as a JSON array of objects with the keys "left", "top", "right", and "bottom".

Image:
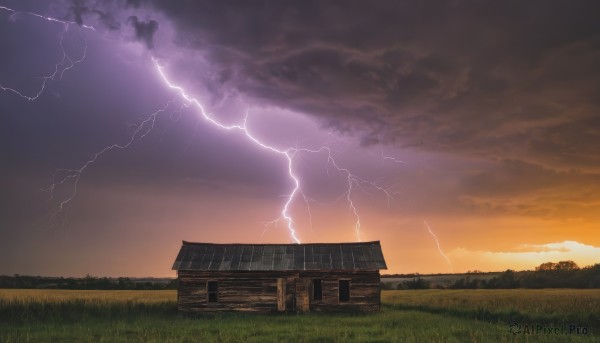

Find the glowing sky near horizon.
[{"left": 1, "top": 0, "right": 599, "bottom": 276}]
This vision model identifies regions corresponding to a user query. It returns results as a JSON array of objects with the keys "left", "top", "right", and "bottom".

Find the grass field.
[{"left": 1, "top": 289, "right": 598, "bottom": 342}]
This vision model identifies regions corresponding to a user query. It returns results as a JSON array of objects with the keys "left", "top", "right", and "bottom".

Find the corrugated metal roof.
[{"left": 172, "top": 241, "right": 387, "bottom": 271}]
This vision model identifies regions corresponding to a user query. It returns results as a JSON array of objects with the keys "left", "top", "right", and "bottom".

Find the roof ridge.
[{"left": 181, "top": 240, "right": 381, "bottom": 246}]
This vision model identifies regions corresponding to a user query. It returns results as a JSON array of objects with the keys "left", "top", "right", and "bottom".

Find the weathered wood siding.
[
  {"left": 177, "top": 270, "right": 381, "bottom": 313},
  {"left": 178, "top": 270, "right": 295, "bottom": 313},
  {"left": 299, "top": 270, "right": 381, "bottom": 312},
  {"left": 295, "top": 277, "right": 310, "bottom": 312}
]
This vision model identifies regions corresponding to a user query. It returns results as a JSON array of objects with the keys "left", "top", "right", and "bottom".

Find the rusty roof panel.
[{"left": 173, "top": 241, "right": 387, "bottom": 271}]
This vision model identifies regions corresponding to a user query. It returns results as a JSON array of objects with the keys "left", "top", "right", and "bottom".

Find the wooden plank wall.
[
  {"left": 299, "top": 270, "right": 381, "bottom": 312},
  {"left": 178, "top": 270, "right": 297, "bottom": 313},
  {"left": 177, "top": 270, "right": 381, "bottom": 313},
  {"left": 295, "top": 277, "right": 310, "bottom": 312}
]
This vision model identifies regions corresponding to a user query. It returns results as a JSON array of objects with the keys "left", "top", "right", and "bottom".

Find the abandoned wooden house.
[{"left": 172, "top": 241, "right": 387, "bottom": 313}]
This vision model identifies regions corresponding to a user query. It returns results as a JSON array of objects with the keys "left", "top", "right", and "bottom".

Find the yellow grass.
[{"left": 0, "top": 289, "right": 176, "bottom": 303}]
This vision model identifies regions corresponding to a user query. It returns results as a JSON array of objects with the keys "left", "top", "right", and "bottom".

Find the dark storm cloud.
[
  {"left": 3, "top": 0, "right": 600, "bottom": 276},
  {"left": 67, "top": 0, "right": 87, "bottom": 26},
  {"left": 63, "top": 0, "right": 117, "bottom": 30},
  {"left": 92, "top": 9, "right": 121, "bottom": 31},
  {"left": 457, "top": 158, "right": 600, "bottom": 218},
  {"left": 50, "top": 0, "right": 596, "bottom": 220},
  {"left": 460, "top": 159, "right": 600, "bottom": 199},
  {"left": 125, "top": 0, "right": 143, "bottom": 9},
  {"left": 136, "top": 0, "right": 600, "bottom": 172},
  {"left": 127, "top": 15, "right": 158, "bottom": 49},
  {"left": 64, "top": 0, "right": 158, "bottom": 47}
]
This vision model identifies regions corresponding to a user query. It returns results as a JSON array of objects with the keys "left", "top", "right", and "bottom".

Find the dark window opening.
[
  {"left": 339, "top": 280, "right": 350, "bottom": 302},
  {"left": 207, "top": 281, "right": 218, "bottom": 303},
  {"left": 313, "top": 279, "right": 322, "bottom": 300}
]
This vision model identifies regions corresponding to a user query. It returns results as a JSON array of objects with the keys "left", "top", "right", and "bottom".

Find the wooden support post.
[{"left": 277, "top": 278, "right": 286, "bottom": 312}]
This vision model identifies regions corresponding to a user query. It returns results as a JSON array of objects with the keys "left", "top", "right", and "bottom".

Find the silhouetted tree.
[
  {"left": 398, "top": 277, "right": 430, "bottom": 290},
  {"left": 555, "top": 260, "right": 579, "bottom": 271},
  {"left": 536, "top": 262, "right": 556, "bottom": 271}
]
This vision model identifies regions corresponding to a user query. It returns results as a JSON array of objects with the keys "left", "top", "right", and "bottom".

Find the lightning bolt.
[
  {"left": 424, "top": 220, "right": 453, "bottom": 272},
  {"left": 43, "top": 102, "right": 174, "bottom": 225},
  {"left": 381, "top": 150, "right": 405, "bottom": 165},
  {"left": 154, "top": 60, "right": 300, "bottom": 242},
  {"left": 155, "top": 60, "right": 403, "bottom": 243},
  {"left": 300, "top": 147, "right": 399, "bottom": 241},
  {"left": 0, "top": 6, "right": 95, "bottom": 29},
  {"left": 263, "top": 145, "right": 399, "bottom": 242},
  {"left": 0, "top": 6, "right": 94, "bottom": 101},
  {"left": 3, "top": 5, "right": 401, "bottom": 243}
]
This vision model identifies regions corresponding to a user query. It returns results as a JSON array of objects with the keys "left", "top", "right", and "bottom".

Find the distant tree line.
[
  {"left": 381, "top": 261, "right": 600, "bottom": 290},
  {"left": 382, "top": 277, "right": 432, "bottom": 290},
  {"left": 0, "top": 275, "right": 177, "bottom": 290}
]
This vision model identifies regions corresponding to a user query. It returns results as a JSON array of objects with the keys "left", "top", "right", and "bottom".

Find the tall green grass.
[
  {"left": 383, "top": 289, "right": 600, "bottom": 328},
  {"left": 1, "top": 289, "right": 598, "bottom": 342}
]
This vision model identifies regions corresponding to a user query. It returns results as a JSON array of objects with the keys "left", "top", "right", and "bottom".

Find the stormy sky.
[{"left": 1, "top": 0, "right": 599, "bottom": 276}]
